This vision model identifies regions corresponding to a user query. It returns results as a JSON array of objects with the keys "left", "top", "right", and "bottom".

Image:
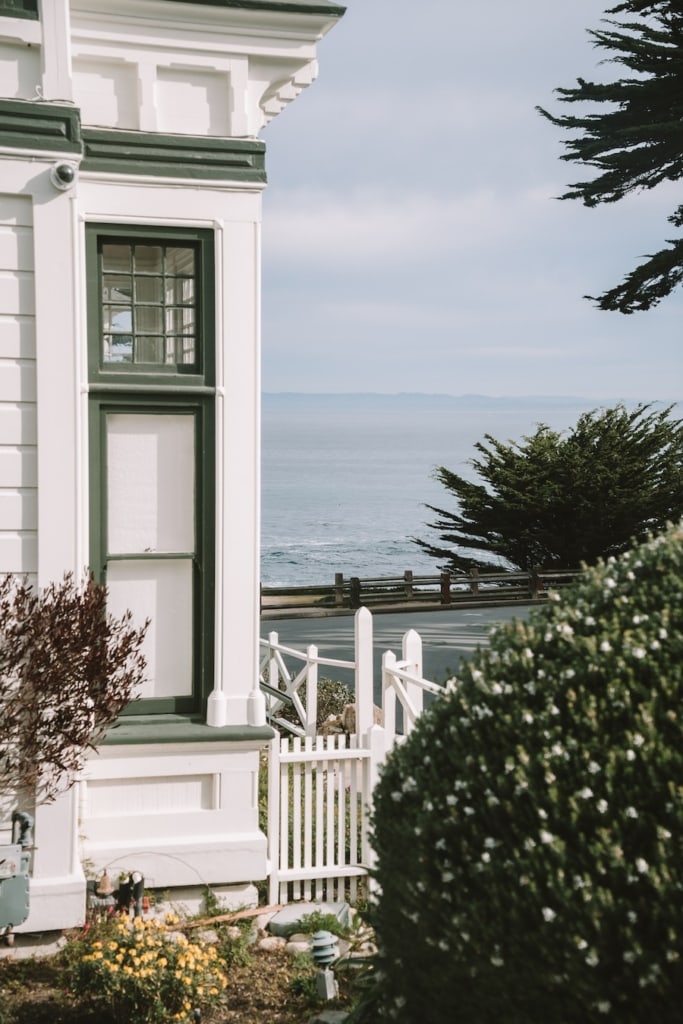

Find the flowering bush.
[
  {"left": 62, "top": 914, "right": 228, "bottom": 1023},
  {"left": 370, "top": 524, "right": 683, "bottom": 1023}
]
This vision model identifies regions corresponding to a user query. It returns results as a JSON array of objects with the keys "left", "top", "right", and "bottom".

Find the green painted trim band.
[
  {"left": 0, "top": 99, "right": 81, "bottom": 153},
  {"left": 82, "top": 129, "right": 267, "bottom": 182},
  {"left": 101, "top": 715, "right": 275, "bottom": 745},
  {"left": 160, "top": 0, "right": 345, "bottom": 16}
]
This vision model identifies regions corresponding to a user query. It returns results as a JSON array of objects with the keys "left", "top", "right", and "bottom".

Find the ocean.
[{"left": 260, "top": 393, "right": 643, "bottom": 587}]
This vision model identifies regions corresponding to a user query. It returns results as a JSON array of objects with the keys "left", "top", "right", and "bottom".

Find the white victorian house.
[{"left": 0, "top": 0, "right": 344, "bottom": 932}]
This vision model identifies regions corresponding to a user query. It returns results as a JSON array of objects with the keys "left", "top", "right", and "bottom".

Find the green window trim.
[
  {"left": 86, "top": 225, "right": 215, "bottom": 387},
  {"left": 87, "top": 224, "right": 216, "bottom": 717}
]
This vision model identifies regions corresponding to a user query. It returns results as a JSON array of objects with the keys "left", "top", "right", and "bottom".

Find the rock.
[
  {"left": 285, "top": 939, "right": 311, "bottom": 956},
  {"left": 257, "top": 934, "right": 286, "bottom": 952},
  {"left": 306, "top": 1011, "right": 350, "bottom": 1024}
]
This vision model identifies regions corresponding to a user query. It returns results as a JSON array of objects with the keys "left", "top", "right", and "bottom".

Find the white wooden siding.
[{"left": 0, "top": 195, "right": 37, "bottom": 574}]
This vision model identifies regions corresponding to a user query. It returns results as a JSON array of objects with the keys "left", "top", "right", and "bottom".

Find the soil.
[{"left": 0, "top": 942, "right": 355, "bottom": 1024}]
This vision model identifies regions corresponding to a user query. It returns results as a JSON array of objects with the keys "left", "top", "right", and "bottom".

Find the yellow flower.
[{"left": 107, "top": 941, "right": 118, "bottom": 951}]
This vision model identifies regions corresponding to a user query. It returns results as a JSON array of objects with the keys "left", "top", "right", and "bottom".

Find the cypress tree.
[
  {"left": 537, "top": 1, "right": 683, "bottom": 312},
  {"left": 415, "top": 403, "right": 683, "bottom": 572}
]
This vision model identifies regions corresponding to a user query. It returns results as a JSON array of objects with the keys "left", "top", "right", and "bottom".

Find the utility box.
[{"left": 0, "top": 845, "right": 30, "bottom": 935}]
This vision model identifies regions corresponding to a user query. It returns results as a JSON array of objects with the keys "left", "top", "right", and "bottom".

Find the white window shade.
[
  {"left": 106, "top": 559, "right": 194, "bottom": 699},
  {"left": 107, "top": 412, "right": 195, "bottom": 554}
]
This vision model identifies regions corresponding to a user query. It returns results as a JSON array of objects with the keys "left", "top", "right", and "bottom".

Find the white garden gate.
[{"left": 260, "top": 608, "right": 445, "bottom": 903}]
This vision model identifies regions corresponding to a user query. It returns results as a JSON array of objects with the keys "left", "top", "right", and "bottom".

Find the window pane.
[
  {"left": 175, "top": 337, "right": 196, "bottom": 364},
  {"left": 166, "top": 277, "right": 195, "bottom": 305},
  {"left": 136, "top": 306, "right": 164, "bottom": 333},
  {"left": 107, "top": 412, "right": 195, "bottom": 554},
  {"left": 103, "top": 274, "right": 132, "bottom": 303},
  {"left": 102, "top": 244, "right": 131, "bottom": 273},
  {"left": 135, "top": 336, "right": 164, "bottom": 363},
  {"left": 135, "top": 276, "right": 162, "bottom": 303},
  {"left": 106, "top": 559, "right": 194, "bottom": 699},
  {"left": 134, "top": 246, "right": 163, "bottom": 273},
  {"left": 166, "top": 247, "right": 195, "bottom": 276},
  {"left": 166, "top": 307, "right": 195, "bottom": 333},
  {"left": 105, "top": 335, "right": 133, "bottom": 362},
  {"left": 104, "top": 306, "right": 132, "bottom": 333}
]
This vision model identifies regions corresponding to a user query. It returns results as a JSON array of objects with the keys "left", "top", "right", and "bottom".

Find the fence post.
[
  {"left": 334, "top": 572, "right": 344, "bottom": 607},
  {"left": 470, "top": 567, "right": 479, "bottom": 595},
  {"left": 305, "top": 645, "right": 318, "bottom": 736},
  {"left": 440, "top": 571, "right": 451, "bottom": 605},
  {"left": 381, "top": 649, "right": 398, "bottom": 748},
  {"left": 267, "top": 735, "right": 281, "bottom": 906},
  {"left": 349, "top": 576, "right": 361, "bottom": 609},
  {"left": 402, "top": 628, "right": 423, "bottom": 735},
  {"left": 268, "top": 631, "right": 280, "bottom": 689},
  {"left": 531, "top": 565, "right": 543, "bottom": 598},
  {"left": 404, "top": 570, "right": 413, "bottom": 599},
  {"left": 354, "top": 606, "right": 374, "bottom": 741}
]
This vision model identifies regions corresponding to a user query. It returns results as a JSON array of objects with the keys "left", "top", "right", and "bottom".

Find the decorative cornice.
[
  {"left": 0, "top": 99, "right": 81, "bottom": 153},
  {"left": 81, "top": 128, "right": 266, "bottom": 182},
  {"left": 158, "top": 0, "right": 345, "bottom": 16}
]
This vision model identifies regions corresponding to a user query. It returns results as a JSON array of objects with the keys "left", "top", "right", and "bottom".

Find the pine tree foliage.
[
  {"left": 415, "top": 403, "right": 683, "bottom": 573},
  {"left": 537, "top": 1, "right": 683, "bottom": 311}
]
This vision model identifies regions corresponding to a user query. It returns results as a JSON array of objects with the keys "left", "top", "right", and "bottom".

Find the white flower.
[
  {"left": 625, "top": 749, "right": 636, "bottom": 761},
  {"left": 540, "top": 829, "right": 554, "bottom": 845},
  {"left": 604, "top": 578, "right": 617, "bottom": 589},
  {"left": 596, "top": 1000, "right": 611, "bottom": 1013},
  {"left": 632, "top": 647, "right": 646, "bottom": 659},
  {"left": 578, "top": 787, "right": 593, "bottom": 799},
  {"left": 633, "top": 733, "right": 645, "bottom": 747},
  {"left": 588, "top": 760, "right": 601, "bottom": 774},
  {"left": 623, "top": 951, "right": 637, "bottom": 963},
  {"left": 635, "top": 857, "right": 649, "bottom": 874},
  {"left": 523, "top": 711, "right": 534, "bottom": 724},
  {"left": 542, "top": 907, "right": 556, "bottom": 922},
  {"left": 597, "top": 799, "right": 608, "bottom": 813},
  {"left": 626, "top": 806, "right": 638, "bottom": 818},
  {"left": 599, "top": 641, "right": 612, "bottom": 653}
]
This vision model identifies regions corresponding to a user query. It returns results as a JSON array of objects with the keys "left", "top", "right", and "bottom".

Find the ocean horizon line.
[{"left": 262, "top": 391, "right": 679, "bottom": 404}]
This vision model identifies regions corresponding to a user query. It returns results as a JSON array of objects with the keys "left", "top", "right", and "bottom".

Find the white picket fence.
[{"left": 260, "top": 607, "right": 444, "bottom": 903}]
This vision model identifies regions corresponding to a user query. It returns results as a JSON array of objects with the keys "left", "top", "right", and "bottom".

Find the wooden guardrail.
[{"left": 261, "top": 568, "right": 580, "bottom": 614}]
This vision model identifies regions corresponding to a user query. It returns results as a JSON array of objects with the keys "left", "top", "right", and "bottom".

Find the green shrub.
[
  {"left": 61, "top": 914, "right": 228, "bottom": 1023},
  {"left": 370, "top": 524, "right": 683, "bottom": 1023}
]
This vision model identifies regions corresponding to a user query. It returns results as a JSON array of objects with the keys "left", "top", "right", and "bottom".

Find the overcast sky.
[{"left": 260, "top": 0, "right": 682, "bottom": 401}]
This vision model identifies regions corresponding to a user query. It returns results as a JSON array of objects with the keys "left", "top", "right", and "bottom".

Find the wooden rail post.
[
  {"left": 470, "top": 567, "right": 479, "bottom": 595},
  {"left": 334, "top": 572, "right": 344, "bottom": 607},
  {"left": 349, "top": 576, "right": 361, "bottom": 609},
  {"left": 354, "top": 607, "right": 374, "bottom": 741},
  {"left": 404, "top": 570, "right": 413, "bottom": 599},
  {"left": 440, "top": 571, "right": 451, "bottom": 605}
]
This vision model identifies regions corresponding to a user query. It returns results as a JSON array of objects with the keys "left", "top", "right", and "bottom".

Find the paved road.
[{"left": 261, "top": 604, "right": 531, "bottom": 695}]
